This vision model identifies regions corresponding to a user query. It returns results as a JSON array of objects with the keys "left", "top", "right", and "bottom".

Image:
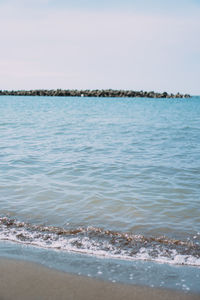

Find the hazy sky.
[{"left": 0, "top": 0, "right": 200, "bottom": 94}]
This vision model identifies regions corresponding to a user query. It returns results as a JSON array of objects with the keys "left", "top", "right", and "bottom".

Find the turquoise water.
[{"left": 0, "top": 96, "right": 200, "bottom": 291}]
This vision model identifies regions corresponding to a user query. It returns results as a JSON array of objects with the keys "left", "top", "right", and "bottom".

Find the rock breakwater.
[{"left": 0, "top": 89, "right": 190, "bottom": 98}]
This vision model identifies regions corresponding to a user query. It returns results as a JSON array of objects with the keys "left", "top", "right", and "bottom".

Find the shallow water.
[{"left": 0, "top": 96, "right": 200, "bottom": 290}]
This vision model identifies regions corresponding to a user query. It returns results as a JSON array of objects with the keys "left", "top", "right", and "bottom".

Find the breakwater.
[{"left": 0, "top": 89, "right": 190, "bottom": 98}]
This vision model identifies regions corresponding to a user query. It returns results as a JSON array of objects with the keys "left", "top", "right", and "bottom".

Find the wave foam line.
[{"left": 0, "top": 217, "right": 200, "bottom": 267}]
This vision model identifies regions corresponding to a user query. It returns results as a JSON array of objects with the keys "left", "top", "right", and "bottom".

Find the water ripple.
[{"left": 0, "top": 96, "right": 200, "bottom": 241}]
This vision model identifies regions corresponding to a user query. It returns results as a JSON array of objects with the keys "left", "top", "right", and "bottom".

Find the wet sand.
[{"left": 0, "top": 258, "right": 199, "bottom": 300}]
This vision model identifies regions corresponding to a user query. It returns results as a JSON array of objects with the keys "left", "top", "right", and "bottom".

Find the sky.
[{"left": 0, "top": 0, "right": 200, "bottom": 94}]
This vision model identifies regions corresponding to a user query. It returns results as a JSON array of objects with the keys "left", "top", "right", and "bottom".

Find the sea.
[{"left": 0, "top": 95, "right": 200, "bottom": 293}]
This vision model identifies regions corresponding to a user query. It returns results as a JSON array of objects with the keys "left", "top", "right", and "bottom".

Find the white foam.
[{"left": 0, "top": 225, "right": 200, "bottom": 267}]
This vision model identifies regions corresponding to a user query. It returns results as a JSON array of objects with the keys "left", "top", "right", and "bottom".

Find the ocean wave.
[{"left": 0, "top": 216, "right": 199, "bottom": 267}]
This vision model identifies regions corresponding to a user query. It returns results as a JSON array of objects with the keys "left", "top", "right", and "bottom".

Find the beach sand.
[{"left": 0, "top": 258, "right": 199, "bottom": 300}]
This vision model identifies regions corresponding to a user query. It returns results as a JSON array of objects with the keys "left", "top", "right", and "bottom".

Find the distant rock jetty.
[{"left": 0, "top": 89, "right": 190, "bottom": 98}]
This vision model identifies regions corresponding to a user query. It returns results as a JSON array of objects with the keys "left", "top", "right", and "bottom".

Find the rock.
[{"left": 0, "top": 89, "right": 190, "bottom": 98}]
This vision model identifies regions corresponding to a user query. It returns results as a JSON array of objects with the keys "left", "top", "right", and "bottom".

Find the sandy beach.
[{"left": 0, "top": 258, "right": 199, "bottom": 300}]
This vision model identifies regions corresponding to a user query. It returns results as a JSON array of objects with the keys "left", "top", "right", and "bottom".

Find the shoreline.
[
  {"left": 0, "top": 258, "right": 199, "bottom": 300},
  {"left": 0, "top": 89, "right": 190, "bottom": 98}
]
